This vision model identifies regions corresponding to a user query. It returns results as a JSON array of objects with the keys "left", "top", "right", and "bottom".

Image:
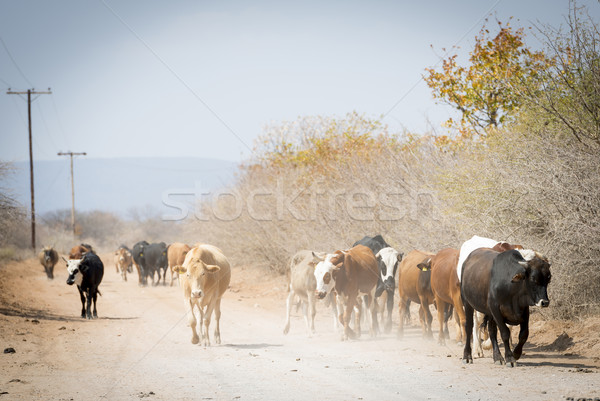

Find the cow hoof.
[
  {"left": 507, "top": 361, "right": 516, "bottom": 368},
  {"left": 462, "top": 357, "right": 473, "bottom": 364},
  {"left": 191, "top": 336, "right": 199, "bottom": 345},
  {"left": 283, "top": 326, "right": 290, "bottom": 335},
  {"left": 494, "top": 360, "right": 503, "bottom": 366}
]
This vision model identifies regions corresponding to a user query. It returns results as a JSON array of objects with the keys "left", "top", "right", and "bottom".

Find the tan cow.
[
  {"left": 69, "top": 243, "right": 94, "bottom": 259},
  {"left": 397, "top": 249, "right": 436, "bottom": 339},
  {"left": 167, "top": 242, "right": 191, "bottom": 287},
  {"left": 174, "top": 244, "right": 231, "bottom": 346},
  {"left": 283, "top": 250, "right": 333, "bottom": 336},
  {"left": 113, "top": 245, "right": 133, "bottom": 282}
]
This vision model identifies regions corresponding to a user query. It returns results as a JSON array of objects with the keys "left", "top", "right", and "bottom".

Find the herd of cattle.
[{"left": 36, "top": 234, "right": 552, "bottom": 367}]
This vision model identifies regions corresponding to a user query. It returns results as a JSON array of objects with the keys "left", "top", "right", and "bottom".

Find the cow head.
[
  {"left": 375, "top": 247, "right": 402, "bottom": 294},
  {"left": 65, "top": 257, "right": 85, "bottom": 286},
  {"left": 174, "top": 260, "right": 220, "bottom": 299},
  {"left": 514, "top": 250, "right": 551, "bottom": 308},
  {"left": 314, "top": 253, "right": 338, "bottom": 300}
]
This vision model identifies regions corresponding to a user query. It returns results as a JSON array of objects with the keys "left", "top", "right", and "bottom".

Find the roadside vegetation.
[{"left": 1, "top": 4, "right": 597, "bottom": 319}]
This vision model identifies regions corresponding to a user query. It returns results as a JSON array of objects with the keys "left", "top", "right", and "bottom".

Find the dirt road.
[{"left": 1, "top": 254, "right": 599, "bottom": 401}]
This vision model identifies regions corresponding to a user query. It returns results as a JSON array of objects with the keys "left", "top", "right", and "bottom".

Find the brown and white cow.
[
  {"left": 314, "top": 244, "right": 379, "bottom": 341},
  {"left": 173, "top": 244, "right": 231, "bottom": 346},
  {"left": 398, "top": 249, "right": 436, "bottom": 339},
  {"left": 38, "top": 246, "right": 59, "bottom": 279},
  {"left": 69, "top": 243, "right": 94, "bottom": 260},
  {"left": 167, "top": 242, "right": 191, "bottom": 287},
  {"left": 113, "top": 245, "right": 133, "bottom": 282},
  {"left": 283, "top": 250, "right": 327, "bottom": 336}
]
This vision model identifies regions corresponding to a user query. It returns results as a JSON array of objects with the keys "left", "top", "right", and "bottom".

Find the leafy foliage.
[{"left": 424, "top": 19, "right": 552, "bottom": 134}]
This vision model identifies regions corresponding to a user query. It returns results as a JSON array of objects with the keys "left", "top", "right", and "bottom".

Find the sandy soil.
[{"left": 0, "top": 254, "right": 599, "bottom": 401}]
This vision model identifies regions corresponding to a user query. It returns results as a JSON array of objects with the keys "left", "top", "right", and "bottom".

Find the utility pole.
[
  {"left": 6, "top": 88, "right": 52, "bottom": 251},
  {"left": 57, "top": 151, "right": 86, "bottom": 237}
]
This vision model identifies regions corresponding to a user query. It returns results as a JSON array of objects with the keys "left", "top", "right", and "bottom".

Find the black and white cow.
[
  {"left": 461, "top": 248, "right": 551, "bottom": 366},
  {"left": 352, "top": 235, "right": 403, "bottom": 332},
  {"left": 65, "top": 252, "right": 104, "bottom": 319}
]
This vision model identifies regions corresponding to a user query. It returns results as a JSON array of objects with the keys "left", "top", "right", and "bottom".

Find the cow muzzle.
[
  {"left": 66, "top": 278, "right": 75, "bottom": 285},
  {"left": 316, "top": 291, "right": 327, "bottom": 300},
  {"left": 191, "top": 290, "right": 203, "bottom": 299},
  {"left": 383, "top": 278, "right": 395, "bottom": 292},
  {"left": 536, "top": 299, "right": 550, "bottom": 307}
]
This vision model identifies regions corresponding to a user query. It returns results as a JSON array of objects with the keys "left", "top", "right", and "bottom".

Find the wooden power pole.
[
  {"left": 6, "top": 88, "right": 52, "bottom": 250},
  {"left": 57, "top": 151, "right": 86, "bottom": 237}
]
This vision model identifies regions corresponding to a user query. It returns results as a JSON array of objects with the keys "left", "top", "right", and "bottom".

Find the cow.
[
  {"left": 173, "top": 244, "right": 231, "bottom": 345},
  {"left": 114, "top": 245, "right": 133, "bottom": 282},
  {"left": 352, "top": 235, "right": 404, "bottom": 333},
  {"left": 461, "top": 248, "right": 551, "bottom": 366},
  {"left": 65, "top": 252, "right": 104, "bottom": 319},
  {"left": 68, "top": 243, "right": 94, "bottom": 260},
  {"left": 457, "top": 236, "right": 524, "bottom": 352},
  {"left": 314, "top": 244, "right": 379, "bottom": 341},
  {"left": 38, "top": 246, "right": 59, "bottom": 279},
  {"left": 397, "top": 249, "right": 436, "bottom": 339},
  {"left": 143, "top": 242, "right": 169, "bottom": 286},
  {"left": 132, "top": 240, "right": 149, "bottom": 286},
  {"left": 419, "top": 248, "right": 466, "bottom": 345},
  {"left": 283, "top": 250, "right": 339, "bottom": 336},
  {"left": 167, "top": 242, "right": 191, "bottom": 287}
]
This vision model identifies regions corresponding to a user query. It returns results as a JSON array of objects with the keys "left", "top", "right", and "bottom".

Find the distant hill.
[{"left": 3, "top": 157, "right": 237, "bottom": 218}]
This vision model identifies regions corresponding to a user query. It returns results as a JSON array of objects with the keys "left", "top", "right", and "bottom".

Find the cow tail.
[
  {"left": 97, "top": 288, "right": 102, "bottom": 296},
  {"left": 480, "top": 314, "right": 488, "bottom": 330}
]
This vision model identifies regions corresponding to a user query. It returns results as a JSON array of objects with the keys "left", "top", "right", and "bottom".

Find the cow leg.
[
  {"left": 354, "top": 298, "right": 362, "bottom": 339},
  {"left": 186, "top": 299, "right": 200, "bottom": 344},
  {"left": 397, "top": 296, "right": 408, "bottom": 339},
  {"left": 488, "top": 318, "right": 505, "bottom": 365},
  {"left": 328, "top": 292, "right": 340, "bottom": 333},
  {"left": 462, "top": 302, "right": 474, "bottom": 364},
  {"left": 452, "top": 290, "right": 466, "bottom": 345},
  {"left": 85, "top": 289, "right": 93, "bottom": 319},
  {"left": 369, "top": 294, "right": 379, "bottom": 336},
  {"left": 169, "top": 267, "right": 174, "bottom": 287},
  {"left": 213, "top": 298, "right": 222, "bottom": 345},
  {"left": 473, "top": 312, "right": 485, "bottom": 358},
  {"left": 497, "top": 320, "right": 517, "bottom": 367},
  {"left": 203, "top": 302, "right": 215, "bottom": 346},
  {"left": 512, "top": 310, "right": 529, "bottom": 362},
  {"left": 78, "top": 287, "right": 86, "bottom": 318},
  {"left": 340, "top": 296, "right": 356, "bottom": 341},
  {"left": 385, "top": 290, "right": 394, "bottom": 333},
  {"left": 435, "top": 296, "right": 447, "bottom": 345},
  {"left": 92, "top": 289, "right": 98, "bottom": 318},
  {"left": 283, "top": 289, "right": 295, "bottom": 335},
  {"left": 300, "top": 299, "right": 311, "bottom": 337},
  {"left": 308, "top": 292, "right": 316, "bottom": 335},
  {"left": 442, "top": 304, "right": 451, "bottom": 339}
]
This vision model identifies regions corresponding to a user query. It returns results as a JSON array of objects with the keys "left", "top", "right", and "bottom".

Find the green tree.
[{"left": 424, "top": 19, "right": 551, "bottom": 134}]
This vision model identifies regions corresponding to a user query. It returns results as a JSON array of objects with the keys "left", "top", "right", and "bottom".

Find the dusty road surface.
[{"left": 1, "top": 254, "right": 599, "bottom": 401}]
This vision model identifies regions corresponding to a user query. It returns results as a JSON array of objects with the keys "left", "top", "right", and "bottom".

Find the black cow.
[
  {"left": 65, "top": 252, "right": 104, "bottom": 319},
  {"left": 461, "top": 248, "right": 551, "bottom": 366},
  {"left": 132, "top": 240, "right": 149, "bottom": 286},
  {"left": 352, "top": 235, "right": 404, "bottom": 333},
  {"left": 142, "top": 242, "right": 169, "bottom": 286}
]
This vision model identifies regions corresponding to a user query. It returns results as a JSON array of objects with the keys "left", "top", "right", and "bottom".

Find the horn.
[{"left": 518, "top": 260, "right": 528, "bottom": 268}]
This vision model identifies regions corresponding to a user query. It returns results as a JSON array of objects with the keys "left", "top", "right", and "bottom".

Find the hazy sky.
[{"left": 1, "top": 0, "right": 599, "bottom": 163}]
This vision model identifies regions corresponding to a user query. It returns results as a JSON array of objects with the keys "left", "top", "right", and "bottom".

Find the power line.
[
  {"left": 0, "top": 36, "right": 34, "bottom": 87},
  {"left": 6, "top": 88, "right": 53, "bottom": 250}
]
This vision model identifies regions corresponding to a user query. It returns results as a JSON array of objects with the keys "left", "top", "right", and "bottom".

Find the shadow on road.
[
  {"left": 224, "top": 343, "right": 283, "bottom": 349},
  {"left": 0, "top": 306, "right": 138, "bottom": 322}
]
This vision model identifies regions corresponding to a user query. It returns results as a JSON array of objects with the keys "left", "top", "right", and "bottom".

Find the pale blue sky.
[{"left": 1, "top": 0, "right": 598, "bottom": 163}]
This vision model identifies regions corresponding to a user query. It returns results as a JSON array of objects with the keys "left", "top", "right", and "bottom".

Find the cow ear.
[
  {"left": 173, "top": 265, "right": 187, "bottom": 274},
  {"left": 417, "top": 258, "right": 431, "bottom": 271},
  {"left": 397, "top": 252, "right": 404, "bottom": 262},
  {"left": 204, "top": 264, "right": 221, "bottom": 273},
  {"left": 511, "top": 272, "right": 526, "bottom": 282}
]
